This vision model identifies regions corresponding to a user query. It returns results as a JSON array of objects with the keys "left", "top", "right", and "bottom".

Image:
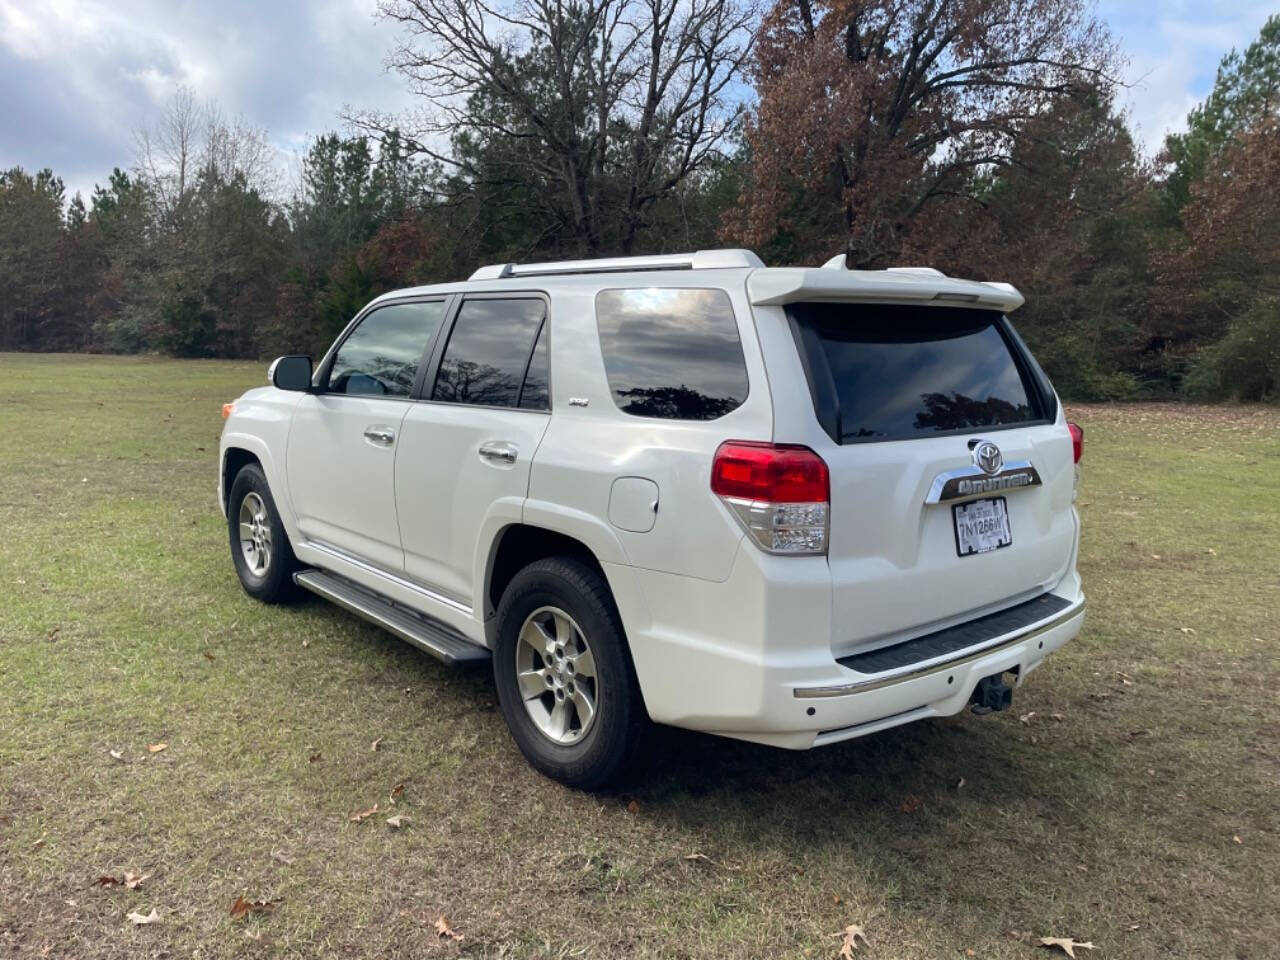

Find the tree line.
[{"left": 1, "top": 1, "right": 1276, "bottom": 401}]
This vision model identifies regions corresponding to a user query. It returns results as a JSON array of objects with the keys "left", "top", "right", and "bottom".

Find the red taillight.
[
  {"left": 711, "top": 441, "right": 829, "bottom": 503},
  {"left": 1068, "top": 422, "right": 1083, "bottom": 464}
]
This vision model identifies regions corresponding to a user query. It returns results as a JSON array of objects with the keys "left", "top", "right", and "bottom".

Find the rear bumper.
[
  {"left": 620, "top": 538, "right": 1085, "bottom": 749},
  {"left": 700, "top": 600, "right": 1083, "bottom": 750}
]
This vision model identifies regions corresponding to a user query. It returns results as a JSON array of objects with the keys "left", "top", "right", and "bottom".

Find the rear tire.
[
  {"left": 227, "top": 463, "right": 297, "bottom": 604},
  {"left": 492, "top": 556, "right": 647, "bottom": 789}
]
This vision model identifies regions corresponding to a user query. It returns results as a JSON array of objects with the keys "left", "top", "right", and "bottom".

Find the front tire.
[
  {"left": 227, "top": 463, "right": 297, "bottom": 604},
  {"left": 493, "top": 557, "right": 647, "bottom": 789}
]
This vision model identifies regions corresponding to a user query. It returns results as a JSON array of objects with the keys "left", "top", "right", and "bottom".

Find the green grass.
[{"left": 2, "top": 352, "right": 1278, "bottom": 959}]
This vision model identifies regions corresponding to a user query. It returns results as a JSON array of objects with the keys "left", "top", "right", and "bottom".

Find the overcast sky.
[{"left": 0, "top": 0, "right": 1275, "bottom": 205}]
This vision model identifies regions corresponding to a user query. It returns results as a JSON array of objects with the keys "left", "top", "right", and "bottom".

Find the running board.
[{"left": 293, "top": 569, "right": 490, "bottom": 666}]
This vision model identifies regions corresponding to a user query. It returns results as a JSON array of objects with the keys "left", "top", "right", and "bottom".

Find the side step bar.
[{"left": 293, "top": 569, "right": 490, "bottom": 666}]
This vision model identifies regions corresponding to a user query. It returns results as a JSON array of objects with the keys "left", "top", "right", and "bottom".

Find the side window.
[
  {"left": 433, "top": 298, "right": 546, "bottom": 408},
  {"left": 518, "top": 322, "right": 550, "bottom": 410},
  {"left": 595, "top": 287, "right": 748, "bottom": 420},
  {"left": 328, "top": 301, "right": 446, "bottom": 397}
]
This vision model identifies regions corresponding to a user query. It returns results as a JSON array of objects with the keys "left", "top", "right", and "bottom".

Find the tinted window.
[
  {"left": 518, "top": 322, "right": 550, "bottom": 410},
  {"left": 789, "top": 304, "right": 1040, "bottom": 442},
  {"left": 328, "top": 301, "right": 446, "bottom": 397},
  {"left": 596, "top": 288, "right": 747, "bottom": 420},
  {"left": 433, "top": 298, "right": 545, "bottom": 407}
]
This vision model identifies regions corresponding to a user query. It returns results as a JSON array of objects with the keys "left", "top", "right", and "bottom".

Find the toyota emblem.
[{"left": 972, "top": 440, "right": 1004, "bottom": 476}]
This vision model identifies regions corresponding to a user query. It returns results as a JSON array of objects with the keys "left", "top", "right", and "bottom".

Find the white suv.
[{"left": 219, "top": 249, "right": 1085, "bottom": 787}]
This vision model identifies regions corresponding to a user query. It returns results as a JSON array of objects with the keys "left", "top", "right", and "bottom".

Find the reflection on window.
[
  {"left": 595, "top": 287, "right": 748, "bottom": 421},
  {"left": 328, "top": 301, "right": 446, "bottom": 397},
  {"left": 788, "top": 304, "right": 1039, "bottom": 442},
  {"left": 913, "top": 392, "right": 1033, "bottom": 431},
  {"left": 518, "top": 323, "right": 550, "bottom": 410},
  {"left": 434, "top": 299, "right": 545, "bottom": 408}
]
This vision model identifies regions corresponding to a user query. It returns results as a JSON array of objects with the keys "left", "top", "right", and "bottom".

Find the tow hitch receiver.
[{"left": 970, "top": 673, "right": 1014, "bottom": 714}]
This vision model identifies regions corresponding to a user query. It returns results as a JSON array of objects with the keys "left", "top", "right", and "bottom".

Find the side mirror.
[{"left": 269, "top": 355, "right": 313, "bottom": 392}]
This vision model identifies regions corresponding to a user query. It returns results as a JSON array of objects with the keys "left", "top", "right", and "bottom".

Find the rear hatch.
[{"left": 784, "top": 300, "right": 1077, "bottom": 659}]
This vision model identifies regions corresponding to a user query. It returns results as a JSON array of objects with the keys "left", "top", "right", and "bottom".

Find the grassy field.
[{"left": 1, "top": 352, "right": 1278, "bottom": 959}]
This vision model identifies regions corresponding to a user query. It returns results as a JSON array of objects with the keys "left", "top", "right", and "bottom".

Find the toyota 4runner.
[{"left": 219, "top": 249, "right": 1085, "bottom": 787}]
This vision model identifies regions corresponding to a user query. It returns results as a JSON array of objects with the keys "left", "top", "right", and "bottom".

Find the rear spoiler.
[{"left": 747, "top": 265, "right": 1024, "bottom": 313}]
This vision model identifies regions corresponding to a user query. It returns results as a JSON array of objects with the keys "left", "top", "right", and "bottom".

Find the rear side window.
[
  {"left": 327, "top": 301, "right": 446, "bottom": 397},
  {"left": 433, "top": 298, "right": 546, "bottom": 408},
  {"left": 788, "top": 304, "right": 1044, "bottom": 443},
  {"left": 595, "top": 287, "right": 748, "bottom": 420}
]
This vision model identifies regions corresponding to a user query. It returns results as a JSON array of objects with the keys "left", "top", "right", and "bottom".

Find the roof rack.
[{"left": 469, "top": 248, "right": 763, "bottom": 281}]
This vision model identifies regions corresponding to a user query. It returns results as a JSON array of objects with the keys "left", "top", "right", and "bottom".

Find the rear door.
[
  {"left": 395, "top": 295, "right": 552, "bottom": 609},
  {"left": 783, "top": 302, "right": 1076, "bottom": 656}
]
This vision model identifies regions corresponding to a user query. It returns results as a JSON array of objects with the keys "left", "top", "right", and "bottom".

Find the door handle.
[
  {"left": 478, "top": 441, "right": 518, "bottom": 465},
  {"left": 363, "top": 425, "right": 396, "bottom": 447}
]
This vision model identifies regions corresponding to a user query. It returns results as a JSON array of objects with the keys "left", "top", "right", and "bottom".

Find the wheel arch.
[
  {"left": 221, "top": 446, "right": 261, "bottom": 513},
  {"left": 482, "top": 523, "right": 648, "bottom": 652}
]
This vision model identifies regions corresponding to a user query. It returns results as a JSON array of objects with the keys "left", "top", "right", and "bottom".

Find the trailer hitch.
[{"left": 970, "top": 673, "right": 1014, "bottom": 714}]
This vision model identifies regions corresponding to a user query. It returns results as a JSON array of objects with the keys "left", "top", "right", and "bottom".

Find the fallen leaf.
[
  {"left": 203, "top": 652, "right": 216, "bottom": 662},
  {"left": 109, "top": 749, "right": 125, "bottom": 762},
  {"left": 965, "top": 951, "right": 977, "bottom": 958},
  {"left": 390, "top": 783, "right": 404, "bottom": 802},
  {"left": 626, "top": 800, "right": 639, "bottom": 814},
  {"left": 124, "top": 872, "right": 149, "bottom": 889},
  {"left": 308, "top": 752, "right": 321, "bottom": 764},
  {"left": 1179, "top": 626, "right": 1196, "bottom": 634},
  {"left": 125, "top": 908, "right": 160, "bottom": 925},
  {"left": 349, "top": 804, "right": 380, "bottom": 823},
  {"left": 370, "top": 737, "right": 383, "bottom": 752},
  {"left": 94, "top": 875, "right": 121, "bottom": 887},
  {"left": 1037, "top": 936, "right": 1096, "bottom": 958},
  {"left": 832, "top": 894, "right": 842, "bottom": 905},
  {"left": 33, "top": 833, "right": 47, "bottom": 849},
  {"left": 301, "top": 639, "right": 310, "bottom": 648},
  {"left": 900, "top": 794, "right": 924, "bottom": 813},
  {"left": 230, "top": 896, "right": 278, "bottom": 919},
  {"left": 147, "top": 743, "right": 167, "bottom": 754},
  {"left": 954, "top": 777, "right": 965, "bottom": 790},
  {"left": 1233, "top": 834, "right": 1243, "bottom": 844},
  {"left": 385, "top": 814, "right": 410, "bottom": 829},
  {"left": 1019, "top": 711, "right": 1037, "bottom": 725},
  {"left": 1128, "top": 923, "right": 1141, "bottom": 931},
  {"left": 47, "top": 627, "right": 60, "bottom": 642},
  {"left": 434, "top": 916, "right": 463, "bottom": 941},
  {"left": 835, "top": 923, "right": 869, "bottom": 956},
  {"left": 1050, "top": 713, "right": 1065, "bottom": 722}
]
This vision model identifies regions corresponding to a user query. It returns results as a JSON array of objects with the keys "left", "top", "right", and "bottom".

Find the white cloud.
[{"left": 1099, "top": 0, "right": 1277, "bottom": 154}]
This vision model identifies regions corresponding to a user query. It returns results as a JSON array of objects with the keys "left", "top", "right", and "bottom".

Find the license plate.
[{"left": 952, "top": 497, "right": 1012, "bottom": 556}]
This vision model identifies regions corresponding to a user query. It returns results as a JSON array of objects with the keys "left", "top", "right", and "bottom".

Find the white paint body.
[{"left": 219, "top": 253, "right": 1084, "bottom": 749}]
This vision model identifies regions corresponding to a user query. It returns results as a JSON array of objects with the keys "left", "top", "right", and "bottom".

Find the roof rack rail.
[{"left": 469, "top": 248, "right": 763, "bottom": 281}]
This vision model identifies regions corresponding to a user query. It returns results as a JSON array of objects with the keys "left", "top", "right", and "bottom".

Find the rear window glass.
[
  {"left": 596, "top": 287, "right": 748, "bottom": 421},
  {"left": 788, "top": 304, "right": 1042, "bottom": 443}
]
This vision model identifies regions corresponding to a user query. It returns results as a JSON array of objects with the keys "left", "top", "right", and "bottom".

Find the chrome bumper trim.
[{"left": 793, "top": 600, "right": 1084, "bottom": 699}]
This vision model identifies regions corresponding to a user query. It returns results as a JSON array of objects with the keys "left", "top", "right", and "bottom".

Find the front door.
[
  {"left": 286, "top": 299, "right": 449, "bottom": 572},
  {"left": 396, "top": 296, "right": 551, "bottom": 607}
]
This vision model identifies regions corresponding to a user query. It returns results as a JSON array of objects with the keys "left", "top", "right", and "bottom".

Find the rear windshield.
[{"left": 788, "top": 304, "right": 1047, "bottom": 443}]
